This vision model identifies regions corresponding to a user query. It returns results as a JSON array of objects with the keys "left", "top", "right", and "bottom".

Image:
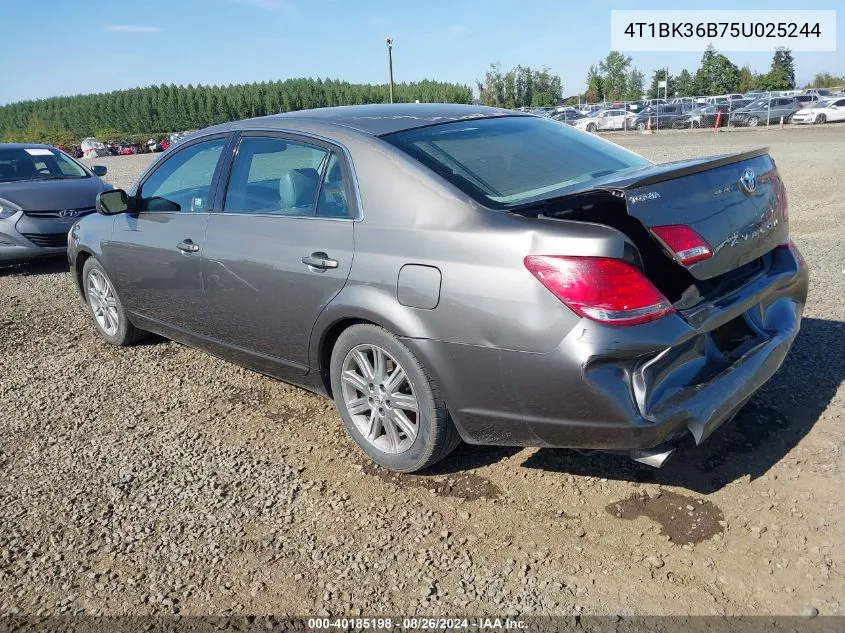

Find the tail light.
[
  {"left": 650, "top": 225, "right": 712, "bottom": 265},
  {"left": 523, "top": 255, "right": 675, "bottom": 327}
]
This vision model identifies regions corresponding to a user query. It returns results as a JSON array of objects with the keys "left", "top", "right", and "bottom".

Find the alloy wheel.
[
  {"left": 87, "top": 269, "right": 119, "bottom": 336},
  {"left": 340, "top": 344, "right": 419, "bottom": 454},
  {"left": 816, "top": 114, "right": 826, "bottom": 124}
]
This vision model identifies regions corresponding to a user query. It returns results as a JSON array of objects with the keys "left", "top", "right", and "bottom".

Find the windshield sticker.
[{"left": 24, "top": 148, "right": 54, "bottom": 156}]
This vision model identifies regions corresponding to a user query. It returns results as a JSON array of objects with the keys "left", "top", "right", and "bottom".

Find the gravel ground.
[{"left": 1, "top": 125, "right": 843, "bottom": 619}]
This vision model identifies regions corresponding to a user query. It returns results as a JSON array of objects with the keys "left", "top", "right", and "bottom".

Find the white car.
[
  {"left": 575, "top": 109, "right": 632, "bottom": 132},
  {"left": 791, "top": 97, "right": 845, "bottom": 124}
]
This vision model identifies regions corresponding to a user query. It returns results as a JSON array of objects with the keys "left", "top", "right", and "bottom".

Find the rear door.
[
  {"left": 200, "top": 132, "right": 356, "bottom": 377},
  {"left": 105, "top": 135, "right": 230, "bottom": 333}
]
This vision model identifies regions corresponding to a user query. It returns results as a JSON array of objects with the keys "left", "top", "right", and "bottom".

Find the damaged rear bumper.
[{"left": 405, "top": 246, "right": 808, "bottom": 455}]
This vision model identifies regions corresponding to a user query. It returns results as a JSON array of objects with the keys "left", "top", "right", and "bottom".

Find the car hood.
[
  {"left": 0, "top": 177, "right": 109, "bottom": 212},
  {"left": 794, "top": 108, "right": 815, "bottom": 115}
]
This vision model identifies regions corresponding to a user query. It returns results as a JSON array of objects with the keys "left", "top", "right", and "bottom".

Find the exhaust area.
[{"left": 630, "top": 446, "right": 676, "bottom": 468}]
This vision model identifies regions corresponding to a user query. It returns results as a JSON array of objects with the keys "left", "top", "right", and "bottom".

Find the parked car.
[
  {"left": 672, "top": 104, "right": 729, "bottom": 129},
  {"left": 0, "top": 143, "right": 111, "bottom": 263},
  {"left": 628, "top": 98, "right": 666, "bottom": 113},
  {"left": 574, "top": 108, "right": 631, "bottom": 132},
  {"left": 67, "top": 104, "right": 808, "bottom": 473},
  {"left": 791, "top": 97, "right": 845, "bottom": 124},
  {"left": 628, "top": 103, "right": 691, "bottom": 130},
  {"left": 730, "top": 97, "right": 801, "bottom": 127},
  {"left": 803, "top": 89, "right": 833, "bottom": 98},
  {"left": 550, "top": 109, "right": 584, "bottom": 125},
  {"left": 795, "top": 94, "right": 819, "bottom": 109}
]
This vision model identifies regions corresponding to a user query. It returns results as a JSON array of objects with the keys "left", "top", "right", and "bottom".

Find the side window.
[
  {"left": 316, "top": 154, "right": 351, "bottom": 219},
  {"left": 223, "top": 136, "right": 327, "bottom": 216},
  {"left": 139, "top": 138, "right": 226, "bottom": 212}
]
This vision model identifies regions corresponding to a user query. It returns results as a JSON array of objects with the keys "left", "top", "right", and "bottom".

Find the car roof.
[{"left": 203, "top": 103, "right": 528, "bottom": 137}]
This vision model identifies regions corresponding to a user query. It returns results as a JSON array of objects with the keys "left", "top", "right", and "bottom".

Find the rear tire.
[
  {"left": 82, "top": 258, "right": 144, "bottom": 347},
  {"left": 330, "top": 324, "right": 461, "bottom": 473}
]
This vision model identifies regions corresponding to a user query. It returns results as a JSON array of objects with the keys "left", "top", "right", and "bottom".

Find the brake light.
[
  {"left": 650, "top": 225, "right": 712, "bottom": 265},
  {"left": 523, "top": 255, "right": 675, "bottom": 326}
]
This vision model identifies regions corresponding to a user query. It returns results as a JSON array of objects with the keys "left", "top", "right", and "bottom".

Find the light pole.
[{"left": 386, "top": 37, "right": 394, "bottom": 104}]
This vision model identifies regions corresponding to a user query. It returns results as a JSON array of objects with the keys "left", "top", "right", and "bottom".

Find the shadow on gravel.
[
  {"left": 515, "top": 317, "right": 844, "bottom": 494},
  {"left": 0, "top": 257, "right": 68, "bottom": 277}
]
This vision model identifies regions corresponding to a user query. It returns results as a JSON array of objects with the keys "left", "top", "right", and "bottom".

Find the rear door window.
[{"left": 222, "top": 136, "right": 329, "bottom": 216}]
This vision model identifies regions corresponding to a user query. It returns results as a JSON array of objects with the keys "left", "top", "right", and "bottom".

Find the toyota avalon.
[{"left": 67, "top": 104, "right": 808, "bottom": 473}]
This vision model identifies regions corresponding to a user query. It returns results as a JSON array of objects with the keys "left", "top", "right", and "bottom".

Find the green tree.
[
  {"left": 647, "top": 69, "right": 676, "bottom": 99},
  {"left": 771, "top": 47, "right": 796, "bottom": 89},
  {"left": 598, "top": 51, "right": 631, "bottom": 101},
  {"left": 585, "top": 65, "right": 604, "bottom": 103},
  {"left": 737, "top": 65, "right": 758, "bottom": 93},
  {"left": 806, "top": 72, "right": 845, "bottom": 88},
  {"left": 624, "top": 69, "right": 645, "bottom": 101},
  {"left": 693, "top": 45, "right": 739, "bottom": 95},
  {"left": 674, "top": 69, "right": 694, "bottom": 97}
]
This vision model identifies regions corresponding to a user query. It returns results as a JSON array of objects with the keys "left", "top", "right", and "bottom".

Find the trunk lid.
[
  {"left": 607, "top": 149, "right": 787, "bottom": 280},
  {"left": 518, "top": 149, "right": 788, "bottom": 281}
]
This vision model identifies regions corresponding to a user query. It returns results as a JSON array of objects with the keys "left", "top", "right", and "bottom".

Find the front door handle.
[
  {"left": 177, "top": 239, "right": 200, "bottom": 253},
  {"left": 301, "top": 252, "right": 338, "bottom": 270}
]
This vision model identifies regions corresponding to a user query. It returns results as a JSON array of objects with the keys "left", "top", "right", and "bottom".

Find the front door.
[
  {"left": 104, "top": 136, "right": 229, "bottom": 335},
  {"left": 201, "top": 134, "right": 355, "bottom": 378}
]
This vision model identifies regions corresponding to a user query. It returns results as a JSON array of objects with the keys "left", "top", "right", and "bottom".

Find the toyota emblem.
[
  {"left": 58, "top": 209, "right": 78, "bottom": 218},
  {"left": 739, "top": 168, "right": 756, "bottom": 195}
]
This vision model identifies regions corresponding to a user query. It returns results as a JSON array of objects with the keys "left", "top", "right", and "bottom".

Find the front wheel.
[
  {"left": 815, "top": 114, "right": 827, "bottom": 124},
  {"left": 82, "top": 258, "right": 145, "bottom": 346},
  {"left": 747, "top": 116, "right": 759, "bottom": 127},
  {"left": 586, "top": 123, "right": 597, "bottom": 133},
  {"left": 636, "top": 121, "right": 646, "bottom": 131},
  {"left": 330, "top": 324, "right": 460, "bottom": 473}
]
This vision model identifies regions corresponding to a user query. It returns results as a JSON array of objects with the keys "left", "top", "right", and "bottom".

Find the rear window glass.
[{"left": 382, "top": 116, "right": 650, "bottom": 209}]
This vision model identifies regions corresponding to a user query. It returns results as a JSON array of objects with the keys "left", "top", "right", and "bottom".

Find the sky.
[{"left": 1, "top": 0, "right": 842, "bottom": 106}]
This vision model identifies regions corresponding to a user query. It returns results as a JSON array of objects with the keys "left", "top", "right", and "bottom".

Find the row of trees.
[
  {"left": 807, "top": 72, "right": 845, "bottom": 88},
  {"left": 0, "top": 78, "right": 474, "bottom": 143},
  {"left": 477, "top": 64, "right": 563, "bottom": 108},
  {"left": 586, "top": 46, "right": 799, "bottom": 102}
]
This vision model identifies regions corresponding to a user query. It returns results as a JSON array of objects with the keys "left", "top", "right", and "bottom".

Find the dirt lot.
[{"left": 1, "top": 126, "right": 843, "bottom": 619}]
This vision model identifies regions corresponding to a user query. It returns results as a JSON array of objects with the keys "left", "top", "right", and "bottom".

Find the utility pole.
[{"left": 386, "top": 37, "right": 394, "bottom": 104}]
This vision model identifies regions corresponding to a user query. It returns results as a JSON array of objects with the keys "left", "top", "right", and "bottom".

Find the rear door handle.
[
  {"left": 177, "top": 239, "right": 200, "bottom": 253},
  {"left": 301, "top": 252, "right": 338, "bottom": 270}
]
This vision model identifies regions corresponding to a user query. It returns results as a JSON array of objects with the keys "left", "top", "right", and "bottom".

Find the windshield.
[
  {"left": 0, "top": 147, "right": 88, "bottom": 182},
  {"left": 814, "top": 99, "right": 835, "bottom": 108},
  {"left": 382, "top": 115, "right": 651, "bottom": 209}
]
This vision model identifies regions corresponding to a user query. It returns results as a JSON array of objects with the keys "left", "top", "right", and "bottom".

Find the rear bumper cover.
[{"left": 405, "top": 247, "right": 808, "bottom": 451}]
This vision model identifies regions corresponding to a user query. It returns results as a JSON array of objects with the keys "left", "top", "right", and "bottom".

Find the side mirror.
[
  {"left": 97, "top": 189, "right": 131, "bottom": 215},
  {"left": 90, "top": 165, "right": 108, "bottom": 177}
]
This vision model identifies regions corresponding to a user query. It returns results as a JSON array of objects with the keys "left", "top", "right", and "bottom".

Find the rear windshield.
[
  {"left": 0, "top": 147, "right": 88, "bottom": 182},
  {"left": 382, "top": 116, "right": 651, "bottom": 209}
]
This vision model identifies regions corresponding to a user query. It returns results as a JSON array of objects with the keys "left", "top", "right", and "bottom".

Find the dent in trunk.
[{"left": 512, "top": 148, "right": 789, "bottom": 307}]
